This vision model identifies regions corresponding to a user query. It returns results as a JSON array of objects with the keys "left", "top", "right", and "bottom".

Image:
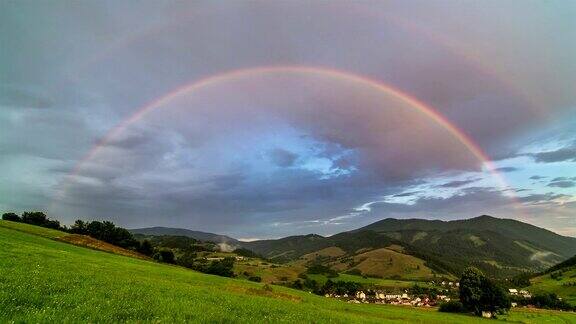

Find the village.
[{"left": 323, "top": 281, "right": 534, "bottom": 309}]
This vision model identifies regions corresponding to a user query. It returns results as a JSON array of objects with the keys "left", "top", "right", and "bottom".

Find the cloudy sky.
[{"left": 1, "top": 0, "right": 575, "bottom": 239}]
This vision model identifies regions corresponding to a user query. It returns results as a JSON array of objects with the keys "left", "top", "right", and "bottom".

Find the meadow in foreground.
[{"left": 0, "top": 221, "right": 574, "bottom": 323}]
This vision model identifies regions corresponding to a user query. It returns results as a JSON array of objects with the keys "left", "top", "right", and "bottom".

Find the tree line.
[{"left": 2, "top": 211, "right": 154, "bottom": 256}]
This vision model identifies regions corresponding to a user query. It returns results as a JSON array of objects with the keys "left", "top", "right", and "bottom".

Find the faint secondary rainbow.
[{"left": 54, "top": 66, "right": 516, "bottom": 208}]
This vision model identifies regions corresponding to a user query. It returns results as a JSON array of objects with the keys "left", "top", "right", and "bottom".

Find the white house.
[
  {"left": 508, "top": 288, "right": 518, "bottom": 295},
  {"left": 356, "top": 291, "right": 366, "bottom": 299}
]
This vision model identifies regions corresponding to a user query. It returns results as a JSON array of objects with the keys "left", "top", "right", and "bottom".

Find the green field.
[
  {"left": 530, "top": 267, "right": 576, "bottom": 306},
  {"left": 307, "top": 273, "right": 433, "bottom": 289},
  {"left": 0, "top": 221, "right": 574, "bottom": 323}
]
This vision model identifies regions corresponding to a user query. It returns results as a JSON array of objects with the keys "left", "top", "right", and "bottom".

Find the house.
[
  {"left": 519, "top": 290, "right": 531, "bottom": 298},
  {"left": 508, "top": 288, "right": 518, "bottom": 295},
  {"left": 437, "top": 295, "right": 449, "bottom": 301},
  {"left": 356, "top": 291, "right": 366, "bottom": 299}
]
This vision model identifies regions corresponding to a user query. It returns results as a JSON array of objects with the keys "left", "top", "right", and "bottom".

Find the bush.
[
  {"left": 204, "top": 257, "right": 235, "bottom": 277},
  {"left": 137, "top": 240, "right": 154, "bottom": 256},
  {"left": 439, "top": 300, "right": 466, "bottom": 313},
  {"left": 175, "top": 252, "right": 197, "bottom": 268},
  {"left": 307, "top": 264, "right": 338, "bottom": 277},
  {"left": 248, "top": 276, "right": 262, "bottom": 282},
  {"left": 529, "top": 293, "right": 575, "bottom": 311},
  {"left": 154, "top": 250, "right": 175, "bottom": 264},
  {"left": 2, "top": 212, "right": 20, "bottom": 222}
]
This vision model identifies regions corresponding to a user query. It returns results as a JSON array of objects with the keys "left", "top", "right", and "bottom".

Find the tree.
[
  {"left": 479, "top": 277, "right": 511, "bottom": 314},
  {"left": 154, "top": 250, "right": 175, "bottom": 264},
  {"left": 70, "top": 220, "right": 88, "bottom": 234},
  {"left": 205, "top": 257, "right": 235, "bottom": 277},
  {"left": 2, "top": 212, "right": 20, "bottom": 222},
  {"left": 44, "top": 219, "right": 62, "bottom": 230},
  {"left": 21, "top": 211, "right": 48, "bottom": 226},
  {"left": 137, "top": 240, "right": 154, "bottom": 256},
  {"left": 459, "top": 267, "right": 485, "bottom": 315},
  {"left": 459, "top": 267, "right": 510, "bottom": 316}
]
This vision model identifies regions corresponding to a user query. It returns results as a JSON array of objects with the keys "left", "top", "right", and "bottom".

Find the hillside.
[
  {"left": 245, "top": 216, "right": 576, "bottom": 278},
  {"left": 130, "top": 226, "right": 240, "bottom": 245},
  {"left": 0, "top": 222, "right": 483, "bottom": 323},
  {"left": 0, "top": 220, "right": 147, "bottom": 259},
  {"left": 2, "top": 221, "right": 575, "bottom": 322},
  {"left": 529, "top": 255, "right": 576, "bottom": 306}
]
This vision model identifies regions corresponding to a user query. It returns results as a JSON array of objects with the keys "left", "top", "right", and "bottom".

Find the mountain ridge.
[{"left": 129, "top": 226, "right": 240, "bottom": 245}]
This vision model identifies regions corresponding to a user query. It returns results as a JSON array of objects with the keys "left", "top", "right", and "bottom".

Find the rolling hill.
[
  {"left": 0, "top": 221, "right": 488, "bottom": 323},
  {"left": 2, "top": 220, "right": 575, "bottom": 322},
  {"left": 529, "top": 255, "right": 576, "bottom": 306},
  {"left": 130, "top": 226, "right": 240, "bottom": 245},
  {"left": 244, "top": 216, "right": 576, "bottom": 279}
]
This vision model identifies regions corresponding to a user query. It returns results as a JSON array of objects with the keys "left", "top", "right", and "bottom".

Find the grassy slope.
[
  {"left": 0, "top": 220, "right": 147, "bottom": 259},
  {"left": 345, "top": 248, "right": 434, "bottom": 280},
  {"left": 0, "top": 224, "right": 573, "bottom": 323},
  {"left": 530, "top": 268, "right": 576, "bottom": 306},
  {"left": 307, "top": 274, "right": 434, "bottom": 291}
]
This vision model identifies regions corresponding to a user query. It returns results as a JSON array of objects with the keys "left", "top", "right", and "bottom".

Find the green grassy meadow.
[
  {"left": 0, "top": 221, "right": 574, "bottom": 323},
  {"left": 530, "top": 267, "right": 576, "bottom": 306}
]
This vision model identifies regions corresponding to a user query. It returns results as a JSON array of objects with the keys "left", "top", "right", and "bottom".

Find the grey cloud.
[
  {"left": 2, "top": 1, "right": 576, "bottom": 237},
  {"left": 268, "top": 148, "right": 298, "bottom": 167},
  {"left": 529, "top": 147, "right": 576, "bottom": 163},
  {"left": 437, "top": 179, "right": 478, "bottom": 188},
  {"left": 494, "top": 167, "right": 519, "bottom": 173},
  {"left": 530, "top": 175, "right": 547, "bottom": 180},
  {"left": 548, "top": 180, "right": 575, "bottom": 188}
]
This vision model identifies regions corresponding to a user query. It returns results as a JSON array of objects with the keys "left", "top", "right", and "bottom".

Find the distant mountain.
[
  {"left": 130, "top": 227, "right": 240, "bottom": 245},
  {"left": 244, "top": 215, "right": 576, "bottom": 278}
]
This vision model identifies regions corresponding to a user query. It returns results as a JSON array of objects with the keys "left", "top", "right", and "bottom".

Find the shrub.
[
  {"left": 439, "top": 300, "right": 466, "bottom": 313},
  {"left": 154, "top": 250, "right": 175, "bottom": 264},
  {"left": 2, "top": 212, "right": 20, "bottom": 222},
  {"left": 137, "top": 240, "right": 154, "bottom": 256},
  {"left": 204, "top": 257, "right": 234, "bottom": 277},
  {"left": 248, "top": 276, "right": 262, "bottom": 282},
  {"left": 176, "top": 252, "right": 196, "bottom": 268}
]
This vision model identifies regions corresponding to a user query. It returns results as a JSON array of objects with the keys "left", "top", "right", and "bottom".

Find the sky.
[{"left": 1, "top": 0, "right": 575, "bottom": 239}]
